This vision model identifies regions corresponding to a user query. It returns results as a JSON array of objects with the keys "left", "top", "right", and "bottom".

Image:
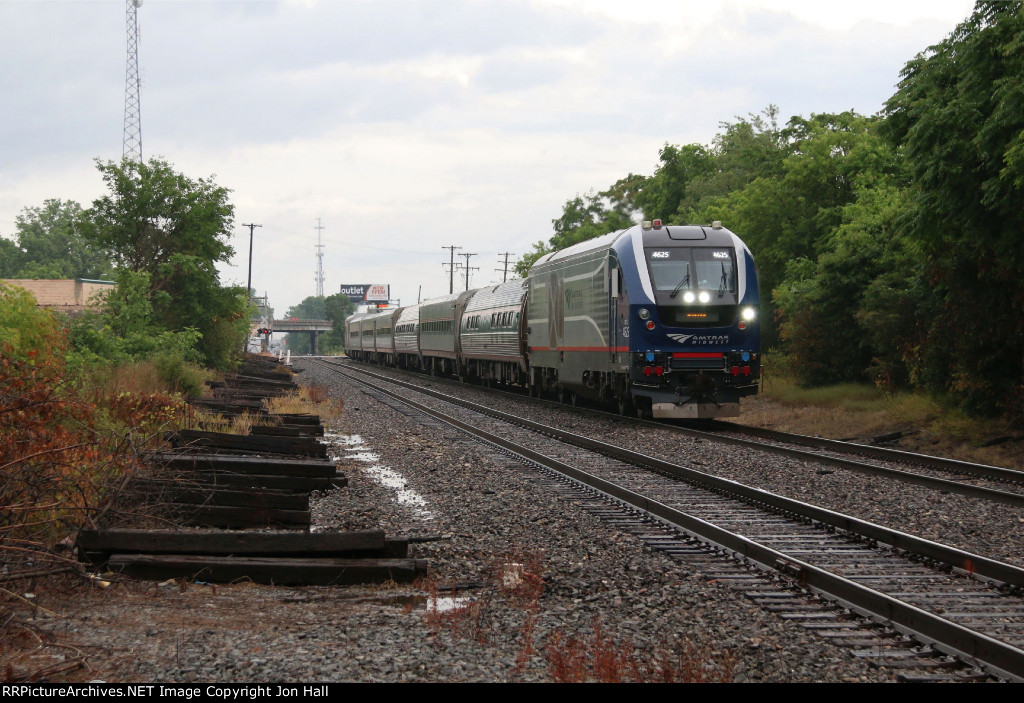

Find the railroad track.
[
  {"left": 323, "top": 358, "right": 1024, "bottom": 508},
  {"left": 308, "top": 357, "right": 1024, "bottom": 681},
  {"left": 702, "top": 419, "right": 1024, "bottom": 485}
]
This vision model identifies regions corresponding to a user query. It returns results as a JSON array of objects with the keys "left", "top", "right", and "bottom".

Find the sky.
[{"left": 0, "top": 0, "right": 975, "bottom": 318}]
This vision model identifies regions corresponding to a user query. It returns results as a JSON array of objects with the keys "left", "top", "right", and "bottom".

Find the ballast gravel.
[
  {"left": 350, "top": 363, "right": 1024, "bottom": 570},
  {"left": 34, "top": 360, "right": 918, "bottom": 683}
]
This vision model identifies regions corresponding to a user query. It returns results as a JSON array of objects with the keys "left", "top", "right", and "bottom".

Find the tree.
[
  {"left": 698, "top": 112, "right": 897, "bottom": 349},
  {"left": 0, "top": 237, "right": 23, "bottom": 278},
  {"left": 84, "top": 158, "right": 248, "bottom": 369},
  {"left": 881, "top": 1, "right": 1024, "bottom": 414},
  {"left": 678, "top": 106, "right": 788, "bottom": 219},
  {"left": 633, "top": 143, "right": 714, "bottom": 220},
  {"left": 322, "top": 292, "right": 356, "bottom": 352},
  {"left": 11, "top": 199, "right": 112, "bottom": 280},
  {"left": 283, "top": 294, "right": 354, "bottom": 354}
]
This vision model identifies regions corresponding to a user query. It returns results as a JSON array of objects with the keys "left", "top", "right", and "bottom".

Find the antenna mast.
[
  {"left": 123, "top": 0, "right": 143, "bottom": 162},
  {"left": 314, "top": 218, "right": 326, "bottom": 297}
]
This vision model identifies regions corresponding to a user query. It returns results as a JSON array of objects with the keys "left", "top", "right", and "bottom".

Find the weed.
[
  {"left": 542, "top": 618, "right": 734, "bottom": 683},
  {"left": 420, "top": 579, "right": 489, "bottom": 645},
  {"left": 304, "top": 384, "right": 329, "bottom": 404},
  {"left": 229, "top": 411, "right": 258, "bottom": 436}
]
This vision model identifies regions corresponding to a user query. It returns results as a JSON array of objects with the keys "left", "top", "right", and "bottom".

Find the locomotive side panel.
[{"left": 527, "top": 229, "right": 626, "bottom": 398}]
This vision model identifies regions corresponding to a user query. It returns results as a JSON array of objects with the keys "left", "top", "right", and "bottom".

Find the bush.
[{"left": 153, "top": 353, "right": 209, "bottom": 397}]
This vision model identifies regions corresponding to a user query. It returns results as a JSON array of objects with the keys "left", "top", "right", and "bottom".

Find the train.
[{"left": 345, "top": 220, "right": 760, "bottom": 419}]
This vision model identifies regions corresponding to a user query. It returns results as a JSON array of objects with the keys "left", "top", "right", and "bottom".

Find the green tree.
[
  {"left": 322, "top": 292, "right": 356, "bottom": 352},
  {"left": 633, "top": 143, "right": 714, "bottom": 220},
  {"left": 283, "top": 294, "right": 354, "bottom": 354},
  {"left": 881, "top": 0, "right": 1024, "bottom": 414},
  {"left": 514, "top": 240, "right": 552, "bottom": 278},
  {"left": 84, "top": 158, "right": 248, "bottom": 369},
  {"left": 0, "top": 282, "right": 61, "bottom": 361},
  {"left": 514, "top": 176, "right": 643, "bottom": 276},
  {"left": 679, "top": 106, "right": 788, "bottom": 219},
  {"left": 773, "top": 182, "right": 913, "bottom": 386},
  {"left": 68, "top": 269, "right": 202, "bottom": 367},
  {"left": 11, "top": 200, "right": 111, "bottom": 280},
  {"left": 283, "top": 296, "right": 326, "bottom": 355},
  {"left": 0, "top": 238, "right": 24, "bottom": 277},
  {"left": 699, "top": 112, "right": 897, "bottom": 349}
]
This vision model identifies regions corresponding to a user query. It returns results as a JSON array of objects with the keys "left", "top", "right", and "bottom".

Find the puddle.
[
  {"left": 328, "top": 433, "right": 365, "bottom": 447},
  {"left": 331, "top": 434, "right": 435, "bottom": 521},
  {"left": 373, "top": 594, "right": 474, "bottom": 612},
  {"left": 346, "top": 451, "right": 381, "bottom": 463},
  {"left": 363, "top": 466, "right": 433, "bottom": 520}
]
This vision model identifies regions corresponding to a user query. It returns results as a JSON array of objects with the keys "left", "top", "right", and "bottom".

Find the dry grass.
[
  {"left": 738, "top": 377, "right": 1024, "bottom": 470},
  {"left": 265, "top": 384, "right": 344, "bottom": 424},
  {"left": 180, "top": 408, "right": 272, "bottom": 435}
]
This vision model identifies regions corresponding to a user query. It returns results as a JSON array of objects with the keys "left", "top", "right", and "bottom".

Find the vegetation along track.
[{"left": 312, "top": 357, "right": 1024, "bottom": 681}]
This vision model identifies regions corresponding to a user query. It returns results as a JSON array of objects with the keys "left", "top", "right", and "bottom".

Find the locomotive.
[{"left": 345, "top": 220, "right": 760, "bottom": 419}]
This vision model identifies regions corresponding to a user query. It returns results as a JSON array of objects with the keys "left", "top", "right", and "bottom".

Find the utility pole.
[
  {"left": 496, "top": 252, "right": 513, "bottom": 282},
  {"left": 242, "top": 223, "right": 262, "bottom": 300},
  {"left": 122, "top": 0, "right": 143, "bottom": 162},
  {"left": 314, "top": 218, "right": 325, "bottom": 297},
  {"left": 459, "top": 252, "right": 478, "bottom": 291},
  {"left": 442, "top": 245, "right": 461, "bottom": 294}
]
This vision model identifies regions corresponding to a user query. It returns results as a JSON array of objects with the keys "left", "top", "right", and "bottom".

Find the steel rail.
[
  {"left": 704, "top": 420, "right": 1024, "bottom": 484},
  {"left": 329, "top": 359, "right": 1024, "bottom": 507},
  {"left": 328, "top": 361, "right": 1024, "bottom": 588},
  {"left": 321, "top": 360, "right": 1024, "bottom": 681}
]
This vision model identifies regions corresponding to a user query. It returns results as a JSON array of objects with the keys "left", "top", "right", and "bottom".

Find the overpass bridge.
[{"left": 253, "top": 318, "right": 333, "bottom": 355}]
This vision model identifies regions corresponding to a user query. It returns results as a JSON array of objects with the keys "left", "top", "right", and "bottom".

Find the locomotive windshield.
[
  {"left": 645, "top": 247, "right": 736, "bottom": 295},
  {"left": 645, "top": 246, "right": 739, "bottom": 327}
]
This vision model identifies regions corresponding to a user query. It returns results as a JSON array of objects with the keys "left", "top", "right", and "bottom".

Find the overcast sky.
[{"left": 0, "top": 0, "right": 975, "bottom": 316}]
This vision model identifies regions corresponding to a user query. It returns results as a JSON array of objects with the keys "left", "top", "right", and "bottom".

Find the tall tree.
[
  {"left": 882, "top": 0, "right": 1024, "bottom": 414},
  {"left": 84, "top": 158, "right": 248, "bottom": 369},
  {"left": 699, "top": 112, "right": 896, "bottom": 349}
]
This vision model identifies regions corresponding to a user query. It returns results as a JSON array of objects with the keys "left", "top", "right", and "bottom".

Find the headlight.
[
  {"left": 698, "top": 291, "right": 711, "bottom": 303},
  {"left": 742, "top": 307, "right": 756, "bottom": 321},
  {"left": 682, "top": 291, "right": 695, "bottom": 303},
  {"left": 638, "top": 308, "right": 651, "bottom": 320}
]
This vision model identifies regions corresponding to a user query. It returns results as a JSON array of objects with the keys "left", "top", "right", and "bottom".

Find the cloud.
[{"left": 0, "top": 0, "right": 976, "bottom": 311}]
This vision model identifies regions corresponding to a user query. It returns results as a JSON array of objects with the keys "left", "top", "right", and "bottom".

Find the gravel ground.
[
  {"left": 344, "top": 362, "right": 1024, "bottom": 569},
  {"left": 16, "top": 361, "right": 933, "bottom": 683}
]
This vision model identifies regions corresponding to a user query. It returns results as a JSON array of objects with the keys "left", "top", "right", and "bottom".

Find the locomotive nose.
[{"left": 690, "top": 373, "right": 716, "bottom": 398}]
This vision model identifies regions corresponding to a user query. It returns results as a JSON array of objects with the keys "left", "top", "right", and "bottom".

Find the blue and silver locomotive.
[{"left": 345, "top": 220, "right": 760, "bottom": 419}]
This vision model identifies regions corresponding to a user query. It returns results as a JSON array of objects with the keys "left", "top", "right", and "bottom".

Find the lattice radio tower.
[
  {"left": 123, "top": 0, "right": 143, "bottom": 162},
  {"left": 314, "top": 218, "right": 326, "bottom": 297}
]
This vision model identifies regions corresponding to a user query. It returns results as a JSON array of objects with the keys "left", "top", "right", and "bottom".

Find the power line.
[
  {"left": 442, "top": 245, "right": 461, "bottom": 294},
  {"left": 496, "top": 252, "right": 514, "bottom": 282},
  {"left": 459, "top": 252, "right": 478, "bottom": 291}
]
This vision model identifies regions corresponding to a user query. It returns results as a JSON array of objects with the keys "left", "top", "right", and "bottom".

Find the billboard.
[{"left": 340, "top": 284, "right": 390, "bottom": 304}]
